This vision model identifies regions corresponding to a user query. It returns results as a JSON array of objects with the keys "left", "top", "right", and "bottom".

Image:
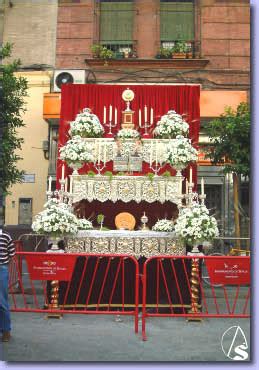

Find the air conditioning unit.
[{"left": 53, "top": 70, "right": 86, "bottom": 92}]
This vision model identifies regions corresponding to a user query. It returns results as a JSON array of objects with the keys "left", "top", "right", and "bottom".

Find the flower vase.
[
  {"left": 69, "top": 162, "right": 83, "bottom": 175},
  {"left": 173, "top": 164, "right": 186, "bottom": 177},
  {"left": 47, "top": 235, "right": 62, "bottom": 252}
]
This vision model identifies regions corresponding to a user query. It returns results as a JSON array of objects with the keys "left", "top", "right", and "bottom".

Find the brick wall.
[
  {"left": 3, "top": 0, "right": 58, "bottom": 68},
  {"left": 201, "top": 0, "right": 250, "bottom": 70},
  {"left": 56, "top": 1, "right": 95, "bottom": 68}
]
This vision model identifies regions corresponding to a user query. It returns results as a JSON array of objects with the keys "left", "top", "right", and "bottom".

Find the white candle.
[
  {"left": 149, "top": 140, "right": 153, "bottom": 166},
  {"left": 155, "top": 140, "right": 158, "bottom": 165},
  {"left": 98, "top": 142, "right": 101, "bottom": 164},
  {"left": 150, "top": 108, "right": 153, "bottom": 125},
  {"left": 201, "top": 177, "right": 204, "bottom": 195},
  {"left": 61, "top": 164, "right": 65, "bottom": 180},
  {"left": 48, "top": 176, "right": 52, "bottom": 191},
  {"left": 65, "top": 177, "right": 68, "bottom": 192},
  {"left": 189, "top": 167, "right": 193, "bottom": 185},
  {"left": 186, "top": 180, "right": 188, "bottom": 194},
  {"left": 179, "top": 179, "right": 182, "bottom": 195},
  {"left": 104, "top": 143, "right": 107, "bottom": 164},
  {"left": 115, "top": 108, "right": 117, "bottom": 125},
  {"left": 144, "top": 105, "right": 147, "bottom": 122},
  {"left": 70, "top": 177, "right": 73, "bottom": 194},
  {"left": 139, "top": 109, "right": 142, "bottom": 127},
  {"left": 103, "top": 106, "right": 106, "bottom": 124},
  {"left": 109, "top": 105, "right": 112, "bottom": 122}
]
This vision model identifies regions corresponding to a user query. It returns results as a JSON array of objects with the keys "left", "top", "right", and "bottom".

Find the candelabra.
[
  {"left": 149, "top": 162, "right": 163, "bottom": 176},
  {"left": 94, "top": 161, "right": 106, "bottom": 176},
  {"left": 104, "top": 120, "right": 117, "bottom": 137},
  {"left": 46, "top": 177, "right": 74, "bottom": 209},
  {"left": 139, "top": 120, "right": 152, "bottom": 137}
]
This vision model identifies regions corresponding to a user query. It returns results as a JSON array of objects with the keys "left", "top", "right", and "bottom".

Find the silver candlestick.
[
  {"left": 105, "top": 120, "right": 117, "bottom": 136},
  {"left": 94, "top": 161, "right": 106, "bottom": 176},
  {"left": 149, "top": 162, "right": 163, "bottom": 176}
]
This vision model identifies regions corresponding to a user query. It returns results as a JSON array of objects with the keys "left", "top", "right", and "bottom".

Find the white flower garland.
[
  {"left": 174, "top": 203, "right": 219, "bottom": 245},
  {"left": 32, "top": 198, "right": 79, "bottom": 236},
  {"left": 166, "top": 135, "right": 198, "bottom": 168},
  {"left": 116, "top": 128, "right": 140, "bottom": 139},
  {"left": 59, "top": 136, "right": 94, "bottom": 164},
  {"left": 152, "top": 219, "right": 175, "bottom": 232},
  {"left": 69, "top": 108, "right": 104, "bottom": 138},
  {"left": 77, "top": 218, "right": 93, "bottom": 230},
  {"left": 154, "top": 110, "right": 189, "bottom": 139}
]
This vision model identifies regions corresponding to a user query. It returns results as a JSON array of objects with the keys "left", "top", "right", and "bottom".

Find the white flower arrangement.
[
  {"left": 116, "top": 128, "right": 140, "bottom": 140},
  {"left": 32, "top": 198, "right": 79, "bottom": 236},
  {"left": 174, "top": 203, "right": 219, "bottom": 245},
  {"left": 166, "top": 135, "right": 198, "bottom": 168},
  {"left": 69, "top": 108, "right": 104, "bottom": 138},
  {"left": 152, "top": 219, "right": 175, "bottom": 232},
  {"left": 59, "top": 135, "right": 94, "bottom": 165},
  {"left": 154, "top": 110, "right": 189, "bottom": 139},
  {"left": 77, "top": 218, "right": 93, "bottom": 230}
]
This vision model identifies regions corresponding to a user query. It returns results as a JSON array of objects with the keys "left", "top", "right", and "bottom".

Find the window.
[
  {"left": 99, "top": 1, "right": 134, "bottom": 55},
  {"left": 160, "top": 0, "right": 195, "bottom": 48},
  {"left": 18, "top": 198, "right": 32, "bottom": 225}
]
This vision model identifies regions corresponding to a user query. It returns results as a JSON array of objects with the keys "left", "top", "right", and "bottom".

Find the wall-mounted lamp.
[{"left": 42, "top": 140, "right": 49, "bottom": 160}]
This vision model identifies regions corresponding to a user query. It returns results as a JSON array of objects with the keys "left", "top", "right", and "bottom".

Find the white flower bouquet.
[
  {"left": 59, "top": 136, "right": 94, "bottom": 165},
  {"left": 154, "top": 110, "right": 189, "bottom": 139},
  {"left": 174, "top": 203, "right": 219, "bottom": 245},
  {"left": 116, "top": 128, "right": 140, "bottom": 140},
  {"left": 152, "top": 219, "right": 175, "bottom": 232},
  {"left": 77, "top": 218, "right": 93, "bottom": 230},
  {"left": 32, "top": 198, "right": 79, "bottom": 236},
  {"left": 69, "top": 108, "right": 104, "bottom": 138},
  {"left": 166, "top": 135, "right": 198, "bottom": 168}
]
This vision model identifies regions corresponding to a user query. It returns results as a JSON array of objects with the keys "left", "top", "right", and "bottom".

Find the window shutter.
[
  {"left": 100, "top": 2, "right": 133, "bottom": 44},
  {"left": 160, "top": 2, "right": 194, "bottom": 41}
]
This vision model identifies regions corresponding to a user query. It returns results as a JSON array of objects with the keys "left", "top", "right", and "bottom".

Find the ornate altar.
[{"left": 66, "top": 230, "right": 185, "bottom": 258}]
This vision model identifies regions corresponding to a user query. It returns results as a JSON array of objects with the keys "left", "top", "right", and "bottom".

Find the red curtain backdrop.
[{"left": 57, "top": 84, "right": 200, "bottom": 188}]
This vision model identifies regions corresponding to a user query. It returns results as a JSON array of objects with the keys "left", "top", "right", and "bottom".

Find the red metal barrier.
[
  {"left": 141, "top": 255, "right": 250, "bottom": 341},
  {"left": 10, "top": 252, "right": 139, "bottom": 334},
  {"left": 8, "top": 241, "right": 23, "bottom": 290}
]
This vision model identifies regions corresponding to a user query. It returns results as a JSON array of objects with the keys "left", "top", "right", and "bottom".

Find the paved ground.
[{"left": 0, "top": 312, "right": 250, "bottom": 363}]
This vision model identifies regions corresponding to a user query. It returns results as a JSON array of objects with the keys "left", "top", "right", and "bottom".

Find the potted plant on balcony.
[
  {"left": 100, "top": 47, "right": 115, "bottom": 60},
  {"left": 91, "top": 44, "right": 103, "bottom": 58},
  {"left": 172, "top": 41, "right": 188, "bottom": 59},
  {"left": 155, "top": 47, "right": 172, "bottom": 59}
]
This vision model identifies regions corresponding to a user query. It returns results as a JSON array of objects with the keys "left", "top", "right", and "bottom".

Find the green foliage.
[
  {"left": 91, "top": 44, "right": 103, "bottom": 58},
  {"left": 99, "top": 47, "right": 115, "bottom": 60},
  {"left": 146, "top": 172, "right": 155, "bottom": 182},
  {"left": 162, "top": 171, "right": 171, "bottom": 178},
  {"left": 158, "top": 47, "right": 172, "bottom": 59},
  {"left": 0, "top": 43, "right": 28, "bottom": 195},
  {"left": 104, "top": 171, "right": 113, "bottom": 180},
  {"left": 205, "top": 102, "right": 250, "bottom": 177},
  {"left": 116, "top": 172, "right": 125, "bottom": 176},
  {"left": 87, "top": 170, "right": 96, "bottom": 177},
  {"left": 97, "top": 214, "right": 105, "bottom": 225},
  {"left": 172, "top": 41, "right": 188, "bottom": 53}
]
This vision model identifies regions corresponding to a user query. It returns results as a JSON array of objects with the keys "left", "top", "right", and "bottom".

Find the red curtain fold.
[{"left": 57, "top": 84, "right": 200, "bottom": 189}]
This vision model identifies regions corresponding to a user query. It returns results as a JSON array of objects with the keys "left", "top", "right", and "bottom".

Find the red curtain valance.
[{"left": 57, "top": 84, "right": 200, "bottom": 188}]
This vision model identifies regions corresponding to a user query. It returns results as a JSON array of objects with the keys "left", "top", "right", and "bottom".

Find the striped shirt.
[{"left": 0, "top": 230, "right": 16, "bottom": 265}]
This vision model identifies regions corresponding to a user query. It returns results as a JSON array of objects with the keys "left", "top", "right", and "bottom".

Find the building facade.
[{"left": 1, "top": 0, "right": 250, "bottom": 237}]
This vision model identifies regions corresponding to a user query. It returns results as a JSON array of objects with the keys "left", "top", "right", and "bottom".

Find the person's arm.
[{"left": 7, "top": 235, "right": 16, "bottom": 259}]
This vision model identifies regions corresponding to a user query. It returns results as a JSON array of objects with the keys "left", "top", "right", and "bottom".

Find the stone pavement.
[{"left": 0, "top": 312, "right": 250, "bottom": 362}]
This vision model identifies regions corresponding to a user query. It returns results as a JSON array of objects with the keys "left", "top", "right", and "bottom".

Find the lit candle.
[
  {"left": 189, "top": 167, "right": 192, "bottom": 185},
  {"left": 70, "top": 177, "right": 73, "bottom": 194},
  {"left": 149, "top": 140, "right": 153, "bottom": 166},
  {"left": 65, "top": 177, "right": 68, "bottom": 192},
  {"left": 115, "top": 108, "right": 117, "bottom": 125},
  {"left": 185, "top": 180, "right": 188, "bottom": 194},
  {"left": 48, "top": 176, "right": 52, "bottom": 191},
  {"left": 150, "top": 108, "right": 153, "bottom": 125},
  {"left": 139, "top": 109, "right": 142, "bottom": 127},
  {"left": 201, "top": 177, "right": 204, "bottom": 195},
  {"left": 61, "top": 164, "right": 65, "bottom": 180},
  {"left": 109, "top": 105, "right": 112, "bottom": 122},
  {"left": 144, "top": 105, "right": 147, "bottom": 122},
  {"left": 103, "top": 106, "right": 106, "bottom": 124}
]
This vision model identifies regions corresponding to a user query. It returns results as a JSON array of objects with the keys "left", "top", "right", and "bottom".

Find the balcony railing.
[{"left": 157, "top": 40, "right": 200, "bottom": 59}]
